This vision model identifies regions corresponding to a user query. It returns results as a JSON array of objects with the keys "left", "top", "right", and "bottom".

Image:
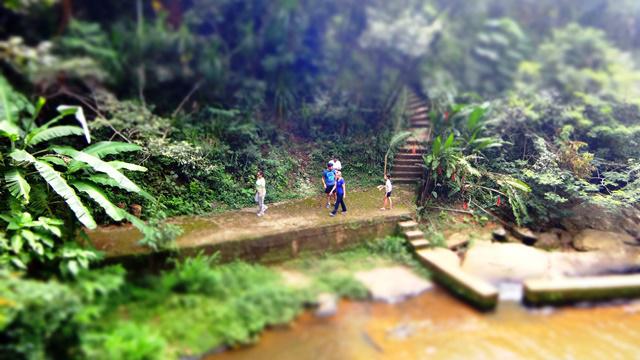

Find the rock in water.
[
  {"left": 314, "top": 293, "right": 338, "bottom": 317},
  {"left": 355, "top": 266, "right": 433, "bottom": 304}
]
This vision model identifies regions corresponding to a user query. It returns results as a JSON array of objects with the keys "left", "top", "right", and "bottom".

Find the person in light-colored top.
[
  {"left": 329, "top": 171, "right": 347, "bottom": 216},
  {"left": 380, "top": 174, "right": 393, "bottom": 210},
  {"left": 332, "top": 156, "right": 342, "bottom": 171},
  {"left": 255, "top": 170, "right": 267, "bottom": 216}
]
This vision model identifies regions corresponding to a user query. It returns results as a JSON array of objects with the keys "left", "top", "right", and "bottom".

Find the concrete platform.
[
  {"left": 524, "top": 274, "right": 640, "bottom": 305},
  {"left": 87, "top": 186, "right": 415, "bottom": 264},
  {"left": 416, "top": 249, "right": 498, "bottom": 311}
]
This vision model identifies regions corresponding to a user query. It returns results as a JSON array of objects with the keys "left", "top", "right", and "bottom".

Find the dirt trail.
[{"left": 88, "top": 186, "right": 416, "bottom": 257}]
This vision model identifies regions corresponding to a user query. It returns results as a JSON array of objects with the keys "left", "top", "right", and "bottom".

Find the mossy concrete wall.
[{"left": 104, "top": 214, "right": 411, "bottom": 270}]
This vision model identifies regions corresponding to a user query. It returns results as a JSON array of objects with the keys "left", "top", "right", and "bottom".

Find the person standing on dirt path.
[
  {"left": 329, "top": 170, "right": 347, "bottom": 216},
  {"left": 380, "top": 174, "right": 393, "bottom": 211},
  {"left": 255, "top": 170, "right": 267, "bottom": 216},
  {"left": 322, "top": 162, "right": 337, "bottom": 208}
]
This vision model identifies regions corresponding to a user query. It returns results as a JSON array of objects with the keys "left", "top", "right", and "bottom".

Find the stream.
[{"left": 209, "top": 287, "right": 640, "bottom": 360}]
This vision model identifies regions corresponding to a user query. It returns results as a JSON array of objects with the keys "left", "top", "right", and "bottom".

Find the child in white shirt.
[{"left": 380, "top": 174, "right": 393, "bottom": 210}]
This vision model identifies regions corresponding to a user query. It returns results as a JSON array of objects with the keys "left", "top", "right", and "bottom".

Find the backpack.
[{"left": 324, "top": 169, "right": 336, "bottom": 184}]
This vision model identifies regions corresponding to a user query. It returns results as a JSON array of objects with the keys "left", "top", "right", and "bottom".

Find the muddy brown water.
[{"left": 209, "top": 287, "right": 640, "bottom": 360}]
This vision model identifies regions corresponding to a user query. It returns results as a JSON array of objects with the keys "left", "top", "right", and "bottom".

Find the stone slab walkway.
[{"left": 88, "top": 186, "right": 415, "bottom": 258}]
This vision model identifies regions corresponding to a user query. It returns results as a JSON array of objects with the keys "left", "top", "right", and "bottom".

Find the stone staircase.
[
  {"left": 391, "top": 92, "right": 432, "bottom": 185},
  {"left": 398, "top": 220, "right": 429, "bottom": 250}
]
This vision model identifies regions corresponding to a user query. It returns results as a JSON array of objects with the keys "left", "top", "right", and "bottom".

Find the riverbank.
[
  {"left": 208, "top": 287, "right": 640, "bottom": 360},
  {"left": 80, "top": 236, "right": 431, "bottom": 359}
]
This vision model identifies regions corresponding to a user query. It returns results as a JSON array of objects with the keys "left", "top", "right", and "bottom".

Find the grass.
[{"left": 86, "top": 236, "right": 430, "bottom": 359}]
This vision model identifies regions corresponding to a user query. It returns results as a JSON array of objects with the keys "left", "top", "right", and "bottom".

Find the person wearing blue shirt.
[
  {"left": 322, "top": 162, "right": 337, "bottom": 208},
  {"left": 329, "top": 170, "right": 347, "bottom": 216}
]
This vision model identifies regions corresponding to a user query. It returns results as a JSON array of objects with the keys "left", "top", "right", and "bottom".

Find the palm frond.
[
  {"left": 26, "top": 125, "right": 85, "bottom": 147},
  {"left": 4, "top": 168, "right": 30, "bottom": 202},
  {"left": 389, "top": 131, "right": 413, "bottom": 148},
  {"left": 109, "top": 161, "right": 148, "bottom": 172},
  {"left": 83, "top": 141, "right": 142, "bottom": 159},
  {"left": 71, "top": 181, "right": 126, "bottom": 221},
  {"left": 52, "top": 146, "right": 140, "bottom": 193},
  {"left": 88, "top": 174, "right": 156, "bottom": 201},
  {"left": 10, "top": 149, "right": 97, "bottom": 229}
]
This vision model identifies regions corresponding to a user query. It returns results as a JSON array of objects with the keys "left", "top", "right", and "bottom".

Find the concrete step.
[
  {"left": 392, "top": 165, "right": 423, "bottom": 173},
  {"left": 393, "top": 159, "right": 422, "bottom": 166},
  {"left": 410, "top": 238, "right": 430, "bottom": 250},
  {"left": 524, "top": 274, "right": 640, "bottom": 305},
  {"left": 410, "top": 113, "right": 430, "bottom": 121},
  {"left": 404, "top": 230, "right": 425, "bottom": 240},
  {"left": 398, "top": 146, "right": 427, "bottom": 153},
  {"left": 391, "top": 171, "right": 422, "bottom": 179},
  {"left": 416, "top": 249, "right": 498, "bottom": 311},
  {"left": 393, "top": 177, "right": 422, "bottom": 184},
  {"left": 410, "top": 106, "right": 429, "bottom": 114},
  {"left": 394, "top": 154, "right": 424, "bottom": 161},
  {"left": 398, "top": 220, "right": 418, "bottom": 231},
  {"left": 406, "top": 139, "right": 425, "bottom": 145}
]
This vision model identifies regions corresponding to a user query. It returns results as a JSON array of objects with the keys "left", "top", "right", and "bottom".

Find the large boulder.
[
  {"left": 548, "top": 251, "right": 640, "bottom": 277},
  {"left": 461, "top": 243, "right": 550, "bottom": 283},
  {"left": 572, "top": 229, "right": 636, "bottom": 252},
  {"left": 562, "top": 203, "right": 640, "bottom": 238},
  {"left": 354, "top": 266, "right": 433, "bottom": 304},
  {"left": 535, "top": 228, "right": 573, "bottom": 251}
]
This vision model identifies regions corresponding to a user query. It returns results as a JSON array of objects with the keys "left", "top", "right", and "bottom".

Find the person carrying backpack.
[
  {"left": 329, "top": 170, "right": 347, "bottom": 216},
  {"left": 322, "top": 162, "right": 337, "bottom": 208}
]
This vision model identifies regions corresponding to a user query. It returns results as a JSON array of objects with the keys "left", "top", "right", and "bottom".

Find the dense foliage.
[{"left": 2, "top": 0, "right": 640, "bottom": 358}]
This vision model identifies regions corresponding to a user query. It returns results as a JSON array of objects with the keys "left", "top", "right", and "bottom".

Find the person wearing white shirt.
[
  {"left": 332, "top": 157, "right": 342, "bottom": 171},
  {"left": 380, "top": 174, "right": 393, "bottom": 210},
  {"left": 255, "top": 170, "right": 267, "bottom": 216}
]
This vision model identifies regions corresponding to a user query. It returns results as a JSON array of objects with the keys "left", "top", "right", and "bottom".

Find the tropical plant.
[
  {"left": 0, "top": 76, "right": 153, "bottom": 271},
  {"left": 384, "top": 131, "right": 412, "bottom": 176}
]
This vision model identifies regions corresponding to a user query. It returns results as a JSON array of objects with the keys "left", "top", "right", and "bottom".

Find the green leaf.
[
  {"left": 444, "top": 133, "right": 455, "bottom": 150},
  {"left": 26, "top": 125, "right": 85, "bottom": 146},
  {"left": 10, "top": 149, "right": 97, "bottom": 229},
  {"left": 71, "top": 181, "right": 126, "bottom": 221},
  {"left": 432, "top": 136, "right": 442, "bottom": 158},
  {"left": 5, "top": 168, "right": 31, "bottom": 202},
  {"left": 10, "top": 233, "right": 23, "bottom": 253},
  {"left": 56, "top": 105, "right": 91, "bottom": 143},
  {"left": 40, "top": 155, "right": 69, "bottom": 167},
  {"left": 108, "top": 161, "right": 148, "bottom": 172},
  {"left": 52, "top": 146, "right": 141, "bottom": 193},
  {"left": 0, "top": 121, "right": 21, "bottom": 141},
  {"left": 467, "top": 106, "right": 486, "bottom": 130},
  {"left": 500, "top": 177, "right": 532, "bottom": 193},
  {"left": 83, "top": 141, "right": 142, "bottom": 159},
  {"left": 22, "top": 229, "right": 44, "bottom": 256},
  {"left": 388, "top": 131, "right": 413, "bottom": 148}
]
